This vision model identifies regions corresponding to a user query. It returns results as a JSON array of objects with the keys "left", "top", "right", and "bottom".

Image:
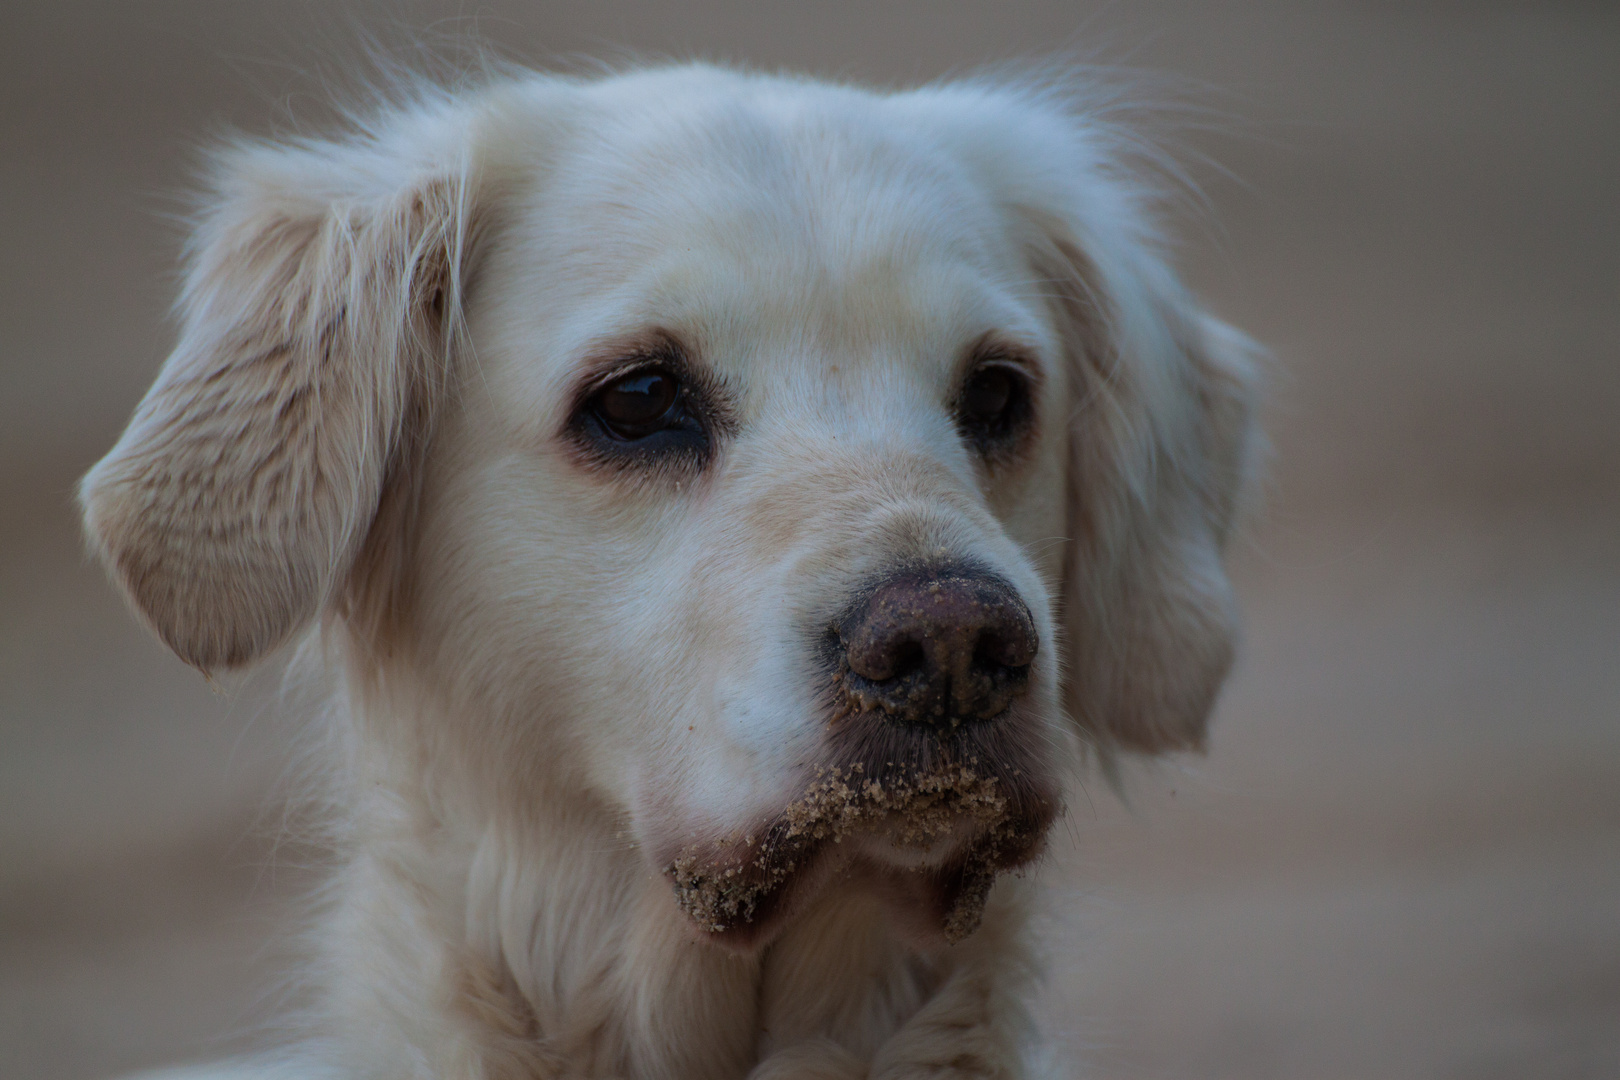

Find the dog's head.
[{"left": 81, "top": 67, "right": 1258, "bottom": 950}]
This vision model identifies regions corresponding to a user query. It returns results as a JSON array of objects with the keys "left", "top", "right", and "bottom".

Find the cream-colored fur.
[{"left": 83, "top": 64, "right": 1259, "bottom": 1080}]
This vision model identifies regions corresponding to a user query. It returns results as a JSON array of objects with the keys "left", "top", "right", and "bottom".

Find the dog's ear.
[
  {"left": 80, "top": 124, "right": 478, "bottom": 670},
  {"left": 906, "top": 86, "right": 1263, "bottom": 754},
  {"left": 1038, "top": 223, "right": 1261, "bottom": 756}
]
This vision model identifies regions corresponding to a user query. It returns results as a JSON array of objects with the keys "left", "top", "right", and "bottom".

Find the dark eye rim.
[
  {"left": 563, "top": 333, "right": 733, "bottom": 476},
  {"left": 953, "top": 345, "right": 1039, "bottom": 458}
]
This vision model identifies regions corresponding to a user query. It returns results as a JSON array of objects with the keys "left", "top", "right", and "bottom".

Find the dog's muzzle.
[{"left": 665, "top": 565, "right": 1054, "bottom": 949}]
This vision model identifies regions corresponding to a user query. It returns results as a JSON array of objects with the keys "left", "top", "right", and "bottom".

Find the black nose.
[{"left": 835, "top": 568, "right": 1037, "bottom": 729}]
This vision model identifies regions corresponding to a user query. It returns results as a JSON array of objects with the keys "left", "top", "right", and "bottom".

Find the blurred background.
[{"left": 2, "top": 2, "right": 1616, "bottom": 1077}]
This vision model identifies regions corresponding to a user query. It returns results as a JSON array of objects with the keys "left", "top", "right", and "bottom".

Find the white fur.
[{"left": 84, "top": 63, "right": 1259, "bottom": 1079}]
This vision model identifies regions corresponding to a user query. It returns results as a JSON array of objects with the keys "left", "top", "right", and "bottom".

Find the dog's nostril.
[
  {"left": 836, "top": 568, "right": 1037, "bottom": 729},
  {"left": 973, "top": 632, "right": 1004, "bottom": 671},
  {"left": 973, "top": 626, "right": 1036, "bottom": 670},
  {"left": 890, "top": 640, "right": 927, "bottom": 680}
]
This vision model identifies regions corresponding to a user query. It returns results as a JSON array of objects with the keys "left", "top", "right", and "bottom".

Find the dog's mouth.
[{"left": 664, "top": 755, "right": 1056, "bottom": 951}]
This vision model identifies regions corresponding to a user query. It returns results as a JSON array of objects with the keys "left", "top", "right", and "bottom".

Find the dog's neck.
[{"left": 315, "top": 673, "right": 1041, "bottom": 1079}]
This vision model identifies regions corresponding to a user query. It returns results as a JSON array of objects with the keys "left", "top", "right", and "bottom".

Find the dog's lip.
[
  {"left": 845, "top": 810, "right": 982, "bottom": 867},
  {"left": 660, "top": 762, "right": 1058, "bottom": 951},
  {"left": 665, "top": 814, "right": 1052, "bottom": 953}
]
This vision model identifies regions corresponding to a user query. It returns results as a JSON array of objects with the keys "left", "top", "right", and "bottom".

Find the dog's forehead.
[{"left": 492, "top": 87, "right": 1051, "bottom": 393}]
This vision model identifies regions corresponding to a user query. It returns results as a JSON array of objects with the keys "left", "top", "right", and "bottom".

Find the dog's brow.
[
  {"left": 960, "top": 332, "right": 1044, "bottom": 379},
  {"left": 574, "top": 329, "right": 695, "bottom": 388}
]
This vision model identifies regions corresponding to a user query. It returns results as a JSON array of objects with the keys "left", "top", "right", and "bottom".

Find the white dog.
[{"left": 84, "top": 62, "right": 1258, "bottom": 1080}]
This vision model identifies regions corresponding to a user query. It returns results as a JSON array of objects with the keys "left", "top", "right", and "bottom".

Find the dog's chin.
[{"left": 662, "top": 759, "right": 1057, "bottom": 954}]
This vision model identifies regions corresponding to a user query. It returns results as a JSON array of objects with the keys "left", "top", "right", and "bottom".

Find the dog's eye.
[
  {"left": 570, "top": 357, "right": 719, "bottom": 473},
  {"left": 592, "top": 370, "right": 682, "bottom": 440},
  {"left": 955, "top": 363, "right": 1031, "bottom": 454},
  {"left": 960, "top": 367, "right": 1014, "bottom": 427}
]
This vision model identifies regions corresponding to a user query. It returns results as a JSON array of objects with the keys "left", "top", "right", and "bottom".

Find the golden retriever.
[{"left": 85, "top": 62, "right": 1258, "bottom": 1080}]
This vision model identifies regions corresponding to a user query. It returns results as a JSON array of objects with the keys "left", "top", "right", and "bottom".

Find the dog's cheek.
[
  {"left": 629, "top": 561, "right": 830, "bottom": 851},
  {"left": 1001, "top": 368, "right": 1073, "bottom": 589},
  {"left": 389, "top": 444, "right": 653, "bottom": 810},
  {"left": 420, "top": 450, "right": 803, "bottom": 835}
]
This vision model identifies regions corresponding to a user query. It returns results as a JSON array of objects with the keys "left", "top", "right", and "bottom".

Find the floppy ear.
[
  {"left": 894, "top": 83, "right": 1261, "bottom": 754},
  {"left": 80, "top": 122, "right": 477, "bottom": 670},
  {"left": 1041, "top": 226, "right": 1261, "bottom": 756}
]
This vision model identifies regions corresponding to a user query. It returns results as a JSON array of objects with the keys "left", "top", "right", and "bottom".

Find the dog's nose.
[{"left": 836, "top": 569, "right": 1036, "bottom": 728}]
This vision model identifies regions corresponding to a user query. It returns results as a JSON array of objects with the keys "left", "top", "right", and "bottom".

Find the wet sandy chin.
[{"left": 667, "top": 761, "right": 1043, "bottom": 946}]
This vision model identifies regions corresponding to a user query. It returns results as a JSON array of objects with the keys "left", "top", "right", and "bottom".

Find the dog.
[{"left": 82, "top": 62, "right": 1259, "bottom": 1079}]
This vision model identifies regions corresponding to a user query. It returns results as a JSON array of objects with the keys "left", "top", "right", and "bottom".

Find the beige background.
[{"left": 3, "top": 2, "right": 1617, "bottom": 1077}]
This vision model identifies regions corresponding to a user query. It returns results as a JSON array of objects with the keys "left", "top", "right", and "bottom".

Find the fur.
[{"left": 83, "top": 63, "right": 1260, "bottom": 1079}]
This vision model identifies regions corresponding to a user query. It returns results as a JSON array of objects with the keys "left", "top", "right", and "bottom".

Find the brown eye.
[
  {"left": 960, "top": 366, "right": 1013, "bottom": 427},
  {"left": 568, "top": 337, "right": 724, "bottom": 473},
  {"left": 593, "top": 370, "right": 680, "bottom": 439},
  {"left": 954, "top": 361, "right": 1032, "bottom": 456}
]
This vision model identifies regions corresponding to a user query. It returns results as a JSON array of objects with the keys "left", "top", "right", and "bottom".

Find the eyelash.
[{"left": 566, "top": 350, "right": 726, "bottom": 475}]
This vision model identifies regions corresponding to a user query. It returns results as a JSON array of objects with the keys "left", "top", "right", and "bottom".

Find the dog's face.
[
  {"left": 428, "top": 100, "right": 1074, "bottom": 945},
  {"left": 80, "top": 68, "right": 1258, "bottom": 951}
]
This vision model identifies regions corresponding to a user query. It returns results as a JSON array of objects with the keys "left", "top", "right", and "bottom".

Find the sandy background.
[{"left": 2, "top": 2, "right": 1617, "bottom": 1077}]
